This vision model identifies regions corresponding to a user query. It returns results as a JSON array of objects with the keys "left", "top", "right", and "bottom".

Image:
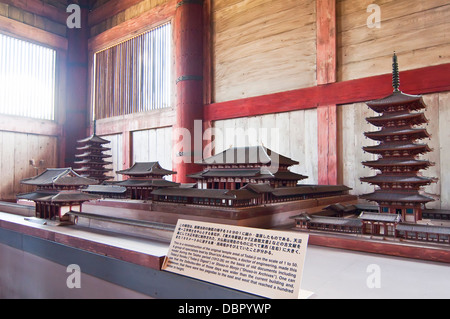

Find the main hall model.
[{"left": 151, "top": 146, "right": 350, "bottom": 207}]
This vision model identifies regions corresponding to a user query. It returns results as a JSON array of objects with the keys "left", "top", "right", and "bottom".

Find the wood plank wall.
[
  {"left": 132, "top": 127, "right": 174, "bottom": 180},
  {"left": 212, "top": 0, "right": 317, "bottom": 103},
  {"left": 213, "top": 109, "right": 318, "bottom": 185},
  {"left": 0, "top": 131, "right": 58, "bottom": 200},
  {"left": 0, "top": 0, "right": 67, "bottom": 201},
  {"left": 337, "top": 0, "right": 450, "bottom": 81}
]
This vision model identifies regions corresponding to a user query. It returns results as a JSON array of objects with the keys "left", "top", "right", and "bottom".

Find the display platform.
[
  {"left": 81, "top": 194, "right": 357, "bottom": 229},
  {"left": 1, "top": 208, "right": 449, "bottom": 299}
]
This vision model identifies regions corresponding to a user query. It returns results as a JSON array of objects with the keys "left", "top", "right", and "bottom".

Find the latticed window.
[
  {"left": 0, "top": 33, "right": 56, "bottom": 120},
  {"left": 92, "top": 22, "right": 172, "bottom": 120}
]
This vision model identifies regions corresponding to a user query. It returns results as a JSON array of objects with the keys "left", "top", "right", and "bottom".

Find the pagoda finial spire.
[
  {"left": 93, "top": 119, "right": 97, "bottom": 136},
  {"left": 392, "top": 52, "right": 400, "bottom": 92}
]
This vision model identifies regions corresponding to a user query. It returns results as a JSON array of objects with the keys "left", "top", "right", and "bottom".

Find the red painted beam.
[
  {"left": 204, "top": 63, "right": 450, "bottom": 122},
  {"left": 316, "top": 0, "right": 337, "bottom": 185}
]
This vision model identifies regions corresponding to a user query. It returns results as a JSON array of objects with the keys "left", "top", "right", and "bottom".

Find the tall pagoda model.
[
  {"left": 360, "top": 54, "right": 436, "bottom": 223},
  {"left": 74, "top": 122, "right": 113, "bottom": 183}
]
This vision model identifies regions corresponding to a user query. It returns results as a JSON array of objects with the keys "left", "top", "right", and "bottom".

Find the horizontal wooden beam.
[
  {"left": 88, "top": 0, "right": 143, "bottom": 27},
  {"left": 1, "top": 0, "right": 67, "bottom": 24},
  {"left": 0, "top": 114, "right": 62, "bottom": 137},
  {"left": 0, "top": 15, "right": 68, "bottom": 50},
  {"left": 94, "top": 108, "right": 176, "bottom": 136},
  {"left": 88, "top": 0, "right": 176, "bottom": 53},
  {"left": 204, "top": 63, "right": 450, "bottom": 122}
]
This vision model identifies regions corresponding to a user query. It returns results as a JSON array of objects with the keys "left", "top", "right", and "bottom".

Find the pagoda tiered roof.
[
  {"left": 363, "top": 142, "right": 432, "bottom": 156},
  {"left": 366, "top": 111, "right": 428, "bottom": 127},
  {"left": 77, "top": 134, "right": 111, "bottom": 145},
  {"left": 364, "top": 127, "right": 430, "bottom": 141},
  {"left": 362, "top": 158, "right": 432, "bottom": 170},
  {"left": 366, "top": 91, "right": 426, "bottom": 113},
  {"left": 360, "top": 190, "right": 434, "bottom": 204}
]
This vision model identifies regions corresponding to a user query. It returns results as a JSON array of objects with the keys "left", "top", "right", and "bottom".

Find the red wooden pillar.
[
  {"left": 64, "top": 1, "right": 89, "bottom": 168},
  {"left": 173, "top": 0, "right": 204, "bottom": 183},
  {"left": 317, "top": 0, "right": 338, "bottom": 185}
]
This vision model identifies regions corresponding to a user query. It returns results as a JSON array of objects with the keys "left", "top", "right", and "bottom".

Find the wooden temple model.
[
  {"left": 116, "top": 162, "right": 179, "bottom": 200},
  {"left": 360, "top": 53, "right": 436, "bottom": 223},
  {"left": 17, "top": 168, "right": 99, "bottom": 221}
]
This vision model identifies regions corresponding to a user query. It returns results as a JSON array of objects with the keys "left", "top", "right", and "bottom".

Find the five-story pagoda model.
[
  {"left": 360, "top": 54, "right": 436, "bottom": 223},
  {"left": 74, "top": 122, "right": 113, "bottom": 184}
]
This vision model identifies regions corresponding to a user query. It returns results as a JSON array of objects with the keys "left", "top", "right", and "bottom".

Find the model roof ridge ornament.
[
  {"left": 197, "top": 145, "right": 299, "bottom": 166},
  {"left": 392, "top": 52, "right": 400, "bottom": 92},
  {"left": 116, "top": 162, "right": 177, "bottom": 176}
]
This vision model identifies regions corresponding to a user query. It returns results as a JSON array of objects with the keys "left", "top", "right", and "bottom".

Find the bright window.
[
  {"left": 92, "top": 22, "right": 172, "bottom": 120},
  {"left": 0, "top": 33, "right": 56, "bottom": 120}
]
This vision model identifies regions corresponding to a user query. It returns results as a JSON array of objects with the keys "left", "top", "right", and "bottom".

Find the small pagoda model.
[
  {"left": 116, "top": 162, "right": 179, "bottom": 200},
  {"left": 74, "top": 122, "right": 113, "bottom": 183},
  {"left": 360, "top": 53, "right": 436, "bottom": 223},
  {"left": 17, "top": 168, "right": 99, "bottom": 221}
]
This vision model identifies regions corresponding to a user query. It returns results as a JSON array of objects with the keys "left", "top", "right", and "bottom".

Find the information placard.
[{"left": 163, "top": 219, "right": 311, "bottom": 299}]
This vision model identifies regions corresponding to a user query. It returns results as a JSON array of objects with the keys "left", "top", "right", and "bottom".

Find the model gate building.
[
  {"left": 360, "top": 54, "right": 436, "bottom": 223},
  {"left": 17, "top": 168, "right": 99, "bottom": 221}
]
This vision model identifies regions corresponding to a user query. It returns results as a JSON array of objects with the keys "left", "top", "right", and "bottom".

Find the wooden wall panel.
[
  {"left": 213, "top": 109, "right": 318, "bottom": 185},
  {"left": 337, "top": 102, "right": 377, "bottom": 197},
  {"left": 0, "top": 131, "right": 58, "bottom": 200},
  {"left": 213, "top": 0, "right": 316, "bottom": 103},
  {"left": 101, "top": 134, "right": 123, "bottom": 181},
  {"left": 438, "top": 92, "right": 450, "bottom": 210},
  {"left": 132, "top": 127, "right": 173, "bottom": 180},
  {"left": 338, "top": 92, "right": 450, "bottom": 210},
  {"left": 337, "top": 0, "right": 450, "bottom": 81}
]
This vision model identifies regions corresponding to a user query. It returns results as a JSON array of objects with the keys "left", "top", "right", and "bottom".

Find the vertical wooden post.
[
  {"left": 64, "top": 1, "right": 89, "bottom": 167},
  {"left": 122, "top": 130, "right": 132, "bottom": 180},
  {"left": 316, "top": 0, "right": 337, "bottom": 185},
  {"left": 173, "top": 0, "right": 204, "bottom": 183}
]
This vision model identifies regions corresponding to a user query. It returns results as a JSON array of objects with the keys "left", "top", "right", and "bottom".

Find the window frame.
[
  {"left": 0, "top": 32, "right": 58, "bottom": 121},
  {"left": 91, "top": 21, "right": 173, "bottom": 121}
]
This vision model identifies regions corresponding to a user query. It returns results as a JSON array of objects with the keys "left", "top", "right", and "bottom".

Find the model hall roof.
[
  {"left": 187, "top": 168, "right": 308, "bottom": 181},
  {"left": 117, "top": 179, "right": 180, "bottom": 187},
  {"left": 116, "top": 162, "right": 176, "bottom": 176},
  {"left": 197, "top": 146, "right": 299, "bottom": 166},
  {"left": 152, "top": 187, "right": 259, "bottom": 200},
  {"left": 20, "top": 168, "right": 99, "bottom": 187},
  {"left": 17, "top": 190, "right": 100, "bottom": 203}
]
